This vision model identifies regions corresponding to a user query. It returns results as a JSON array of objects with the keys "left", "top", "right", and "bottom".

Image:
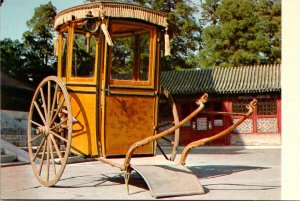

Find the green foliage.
[
  {"left": 0, "top": 39, "right": 28, "bottom": 82},
  {"left": 85, "top": 0, "right": 202, "bottom": 71},
  {"left": 0, "top": 37, "right": 56, "bottom": 86},
  {"left": 200, "top": 0, "right": 220, "bottom": 25},
  {"left": 24, "top": 2, "right": 57, "bottom": 68},
  {"left": 26, "top": 2, "right": 56, "bottom": 38},
  {"left": 1, "top": 2, "right": 57, "bottom": 86},
  {"left": 165, "top": 1, "right": 202, "bottom": 70},
  {"left": 1, "top": 0, "right": 282, "bottom": 92},
  {"left": 199, "top": 0, "right": 281, "bottom": 67}
]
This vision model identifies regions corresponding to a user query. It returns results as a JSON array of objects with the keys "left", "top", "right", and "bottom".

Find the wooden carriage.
[{"left": 27, "top": 1, "right": 256, "bottom": 198}]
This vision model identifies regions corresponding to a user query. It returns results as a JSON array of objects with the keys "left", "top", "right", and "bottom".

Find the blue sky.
[
  {"left": 0, "top": 0, "right": 202, "bottom": 41},
  {"left": 0, "top": 0, "right": 84, "bottom": 41}
]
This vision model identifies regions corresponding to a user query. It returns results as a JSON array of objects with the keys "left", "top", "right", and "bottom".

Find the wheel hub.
[{"left": 36, "top": 125, "right": 50, "bottom": 136}]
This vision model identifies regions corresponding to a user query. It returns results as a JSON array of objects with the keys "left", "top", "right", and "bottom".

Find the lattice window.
[
  {"left": 257, "top": 100, "right": 277, "bottom": 115},
  {"left": 232, "top": 100, "right": 249, "bottom": 113}
]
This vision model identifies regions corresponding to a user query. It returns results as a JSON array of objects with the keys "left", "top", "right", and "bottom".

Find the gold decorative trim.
[{"left": 54, "top": 2, "right": 168, "bottom": 30}]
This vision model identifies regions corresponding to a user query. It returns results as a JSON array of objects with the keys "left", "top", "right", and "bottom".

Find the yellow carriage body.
[{"left": 54, "top": 2, "right": 168, "bottom": 157}]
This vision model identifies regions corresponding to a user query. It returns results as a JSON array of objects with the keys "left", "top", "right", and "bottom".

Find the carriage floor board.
[{"left": 130, "top": 163, "right": 205, "bottom": 198}]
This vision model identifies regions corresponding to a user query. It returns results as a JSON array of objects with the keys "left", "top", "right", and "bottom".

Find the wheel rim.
[
  {"left": 27, "top": 76, "right": 72, "bottom": 186},
  {"left": 156, "top": 86, "right": 180, "bottom": 161}
]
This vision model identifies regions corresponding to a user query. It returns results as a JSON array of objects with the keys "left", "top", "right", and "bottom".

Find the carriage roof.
[{"left": 54, "top": 1, "right": 168, "bottom": 31}]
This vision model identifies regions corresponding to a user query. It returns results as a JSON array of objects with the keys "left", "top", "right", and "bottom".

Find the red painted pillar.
[
  {"left": 252, "top": 109, "right": 257, "bottom": 134},
  {"left": 223, "top": 99, "right": 232, "bottom": 145},
  {"left": 223, "top": 99, "right": 232, "bottom": 127},
  {"left": 277, "top": 98, "right": 282, "bottom": 134}
]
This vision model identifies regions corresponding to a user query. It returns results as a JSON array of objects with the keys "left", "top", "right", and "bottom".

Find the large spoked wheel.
[
  {"left": 156, "top": 86, "right": 180, "bottom": 161},
  {"left": 27, "top": 76, "right": 72, "bottom": 186}
]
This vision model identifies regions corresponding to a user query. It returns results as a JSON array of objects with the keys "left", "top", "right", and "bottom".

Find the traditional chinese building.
[{"left": 160, "top": 64, "right": 281, "bottom": 146}]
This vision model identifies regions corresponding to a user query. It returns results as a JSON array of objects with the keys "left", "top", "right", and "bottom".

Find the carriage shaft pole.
[
  {"left": 179, "top": 99, "right": 257, "bottom": 165},
  {"left": 121, "top": 93, "right": 209, "bottom": 171}
]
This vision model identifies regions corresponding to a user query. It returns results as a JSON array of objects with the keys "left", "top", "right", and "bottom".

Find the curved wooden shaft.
[
  {"left": 201, "top": 111, "right": 248, "bottom": 117},
  {"left": 179, "top": 99, "right": 257, "bottom": 166},
  {"left": 121, "top": 93, "right": 209, "bottom": 171}
]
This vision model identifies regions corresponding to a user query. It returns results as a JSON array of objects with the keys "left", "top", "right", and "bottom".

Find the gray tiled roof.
[
  {"left": 1, "top": 70, "right": 34, "bottom": 91},
  {"left": 160, "top": 64, "right": 281, "bottom": 95}
]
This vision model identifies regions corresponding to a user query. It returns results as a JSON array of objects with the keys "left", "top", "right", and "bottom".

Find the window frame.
[
  {"left": 57, "top": 24, "right": 69, "bottom": 82},
  {"left": 107, "top": 20, "right": 157, "bottom": 88},
  {"left": 256, "top": 99, "right": 278, "bottom": 116},
  {"left": 67, "top": 20, "right": 98, "bottom": 84}
]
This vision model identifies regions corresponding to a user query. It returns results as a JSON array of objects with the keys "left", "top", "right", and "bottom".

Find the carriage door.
[{"left": 102, "top": 20, "right": 158, "bottom": 157}]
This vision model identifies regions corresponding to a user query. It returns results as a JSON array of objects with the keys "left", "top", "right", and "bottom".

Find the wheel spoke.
[
  {"left": 46, "top": 137, "right": 50, "bottom": 181},
  {"left": 50, "top": 84, "right": 58, "bottom": 122},
  {"left": 33, "top": 101, "right": 46, "bottom": 125},
  {"left": 38, "top": 139, "right": 47, "bottom": 176},
  {"left": 50, "top": 118, "right": 68, "bottom": 131},
  {"left": 47, "top": 81, "right": 51, "bottom": 121},
  {"left": 49, "top": 98, "right": 65, "bottom": 127},
  {"left": 49, "top": 134, "right": 63, "bottom": 162},
  {"left": 33, "top": 137, "right": 46, "bottom": 161},
  {"left": 30, "top": 120, "right": 43, "bottom": 128},
  {"left": 30, "top": 133, "right": 44, "bottom": 142},
  {"left": 39, "top": 88, "right": 49, "bottom": 123},
  {"left": 50, "top": 131, "right": 68, "bottom": 143},
  {"left": 48, "top": 137, "right": 57, "bottom": 176}
]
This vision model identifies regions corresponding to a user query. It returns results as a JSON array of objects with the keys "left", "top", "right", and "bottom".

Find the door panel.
[
  {"left": 104, "top": 95, "right": 155, "bottom": 156},
  {"left": 69, "top": 88, "right": 98, "bottom": 156}
]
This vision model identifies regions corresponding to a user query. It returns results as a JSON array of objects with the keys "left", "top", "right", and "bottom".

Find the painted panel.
[
  {"left": 104, "top": 96, "right": 155, "bottom": 156},
  {"left": 233, "top": 118, "right": 253, "bottom": 133},
  {"left": 214, "top": 119, "right": 223, "bottom": 127},
  {"left": 69, "top": 91, "right": 98, "bottom": 156},
  {"left": 257, "top": 118, "right": 278, "bottom": 133},
  {"left": 196, "top": 117, "right": 207, "bottom": 131}
]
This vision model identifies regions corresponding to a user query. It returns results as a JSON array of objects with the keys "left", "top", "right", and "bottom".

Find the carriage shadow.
[
  {"left": 53, "top": 172, "right": 147, "bottom": 189},
  {"left": 188, "top": 165, "right": 267, "bottom": 179},
  {"left": 53, "top": 164, "right": 268, "bottom": 194}
]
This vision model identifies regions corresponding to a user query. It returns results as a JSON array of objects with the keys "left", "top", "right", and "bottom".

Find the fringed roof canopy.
[{"left": 54, "top": 1, "right": 168, "bottom": 31}]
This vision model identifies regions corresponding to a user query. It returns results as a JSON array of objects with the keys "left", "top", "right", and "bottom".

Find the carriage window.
[
  {"left": 61, "top": 30, "right": 68, "bottom": 78},
  {"left": 110, "top": 21, "right": 152, "bottom": 83},
  {"left": 139, "top": 33, "right": 150, "bottom": 81},
  {"left": 71, "top": 24, "right": 96, "bottom": 77},
  {"left": 111, "top": 36, "right": 134, "bottom": 80}
]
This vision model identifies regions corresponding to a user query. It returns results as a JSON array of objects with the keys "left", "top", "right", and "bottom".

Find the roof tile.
[{"left": 160, "top": 64, "right": 281, "bottom": 95}]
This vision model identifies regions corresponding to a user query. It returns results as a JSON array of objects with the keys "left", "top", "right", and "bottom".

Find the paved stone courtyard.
[{"left": 1, "top": 147, "right": 281, "bottom": 200}]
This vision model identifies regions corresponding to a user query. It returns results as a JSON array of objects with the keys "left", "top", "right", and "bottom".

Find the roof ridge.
[
  {"left": 160, "top": 64, "right": 281, "bottom": 95},
  {"left": 162, "top": 64, "right": 281, "bottom": 72}
]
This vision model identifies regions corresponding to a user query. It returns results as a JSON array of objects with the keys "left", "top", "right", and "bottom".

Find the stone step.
[
  {"left": 0, "top": 139, "right": 28, "bottom": 148},
  {"left": 1, "top": 154, "right": 17, "bottom": 163},
  {"left": 1, "top": 134, "right": 28, "bottom": 140},
  {"left": 0, "top": 128, "right": 27, "bottom": 135},
  {"left": 0, "top": 138, "right": 30, "bottom": 163},
  {"left": 1, "top": 161, "right": 29, "bottom": 167}
]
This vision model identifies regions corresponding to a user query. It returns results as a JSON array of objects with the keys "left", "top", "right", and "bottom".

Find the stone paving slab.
[{"left": 0, "top": 148, "right": 281, "bottom": 200}]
